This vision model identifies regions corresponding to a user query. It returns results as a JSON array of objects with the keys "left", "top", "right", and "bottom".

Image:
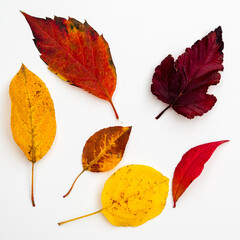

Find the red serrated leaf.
[
  {"left": 172, "top": 140, "right": 229, "bottom": 208},
  {"left": 21, "top": 12, "right": 119, "bottom": 119},
  {"left": 151, "top": 27, "right": 224, "bottom": 119}
]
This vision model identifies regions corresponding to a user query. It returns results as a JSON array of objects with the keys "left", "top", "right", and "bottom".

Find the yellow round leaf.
[{"left": 101, "top": 164, "right": 169, "bottom": 226}]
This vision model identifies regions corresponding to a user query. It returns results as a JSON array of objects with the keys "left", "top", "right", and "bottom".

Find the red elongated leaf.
[
  {"left": 21, "top": 12, "right": 119, "bottom": 119},
  {"left": 151, "top": 27, "right": 223, "bottom": 119},
  {"left": 172, "top": 140, "right": 229, "bottom": 208}
]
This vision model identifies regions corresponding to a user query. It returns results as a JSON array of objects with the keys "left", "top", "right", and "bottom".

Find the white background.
[{"left": 0, "top": 0, "right": 239, "bottom": 239}]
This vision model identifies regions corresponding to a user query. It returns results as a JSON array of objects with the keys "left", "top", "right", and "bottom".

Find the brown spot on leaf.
[
  {"left": 54, "top": 16, "right": 68, "bottom": 34},
  {"left": 70, "top": 18, "right": 80, "bottom": 30}
]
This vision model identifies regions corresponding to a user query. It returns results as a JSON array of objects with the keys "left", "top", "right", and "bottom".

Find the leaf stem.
[
  {"left": 63, "top": 169, "right": 86, "bottom": 198},
  {"left": 31, "top": 162, "right": 35, "bottom": 207},
  {"left": 155, "top": 105, "right": 171, "bottom": 119},
  {"left": 58, "top": 209, "right": 103, "bottom": 226},
  {"left": 109, "top": 99, "right": 119, "bottom": 120}
]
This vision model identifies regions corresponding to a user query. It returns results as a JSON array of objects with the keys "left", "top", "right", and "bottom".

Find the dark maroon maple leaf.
[{"left": 151, "top": 26, "right": 224, "bottom": 119}]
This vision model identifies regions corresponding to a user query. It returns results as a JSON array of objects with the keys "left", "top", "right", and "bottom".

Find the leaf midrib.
[{"left": 22, "top": 66, "right": 36, "bottom": 163}]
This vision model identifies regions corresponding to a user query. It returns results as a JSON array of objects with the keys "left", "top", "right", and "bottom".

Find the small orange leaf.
[
  {"left": 21, "top": 12, "right": 119, "bottom": 119},
  {"left": 63, "top": 126, "right": 132, "bottom": 197}
]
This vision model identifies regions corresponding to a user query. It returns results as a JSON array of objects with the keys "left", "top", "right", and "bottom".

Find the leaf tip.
[
  {"left": 217, "top": 140, "right": 230, "bottom": 145},
  {"left": 21, "top": 63, "right": 26, "bottom": 69},
  {"left": 19, "top": 64, "right": 28, "bottom": 75},
  {"left": 20, "top": 10, "right": 28, "bottom": 18},
  {"left": 214, "top": 26, "right": 224, "bottom": 52},
  {"left": 127, "top": 126, "right": 132, "bottom": 132},
  {"left": 215, "top": 25, "right": 222, "bottom": 34},
  {"left": 21, "top": 11, "right": 33, "bottom": 24}
]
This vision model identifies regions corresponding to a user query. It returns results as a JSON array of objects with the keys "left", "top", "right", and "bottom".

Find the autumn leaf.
[
  {"left": 59, "top": 165, "right": 169, "bottom": 226},
  {"left": 172, "top": 140, "right": 229, "bottom": 208},
  {"left": 151, "top": 26, "right": 224, "bottom": 119},
  {"left": 21, "top": 12, "right": 119, "bottom": 119},
  {"left": 9, "top": 64, "right": 56, "bottom": 206},
  {"left": 63, "top": 126, "right": 132, "bottom": 198}
]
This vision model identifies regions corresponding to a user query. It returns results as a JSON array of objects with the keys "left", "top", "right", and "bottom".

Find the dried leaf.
[
  {"left": 9, "top": 64, "right": 56, "bottom": 206},
  {"left": 21, "top": 12, "right": 119, "bottom": 119},
  {"left": 151, "top": 27, "right": 224, "bottom": 119},
  {"left": 59, "top": 165, "right": 169, "bottom": 226},
  {"left": 63, "top": 126, "right": 132, "bottom": 197},
  {"left": 172, "top": 140, "right": 229, "bottom": 208}
]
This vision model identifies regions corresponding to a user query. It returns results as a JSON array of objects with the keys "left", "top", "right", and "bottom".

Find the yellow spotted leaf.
[
  {"left": 59, "top": 165, "right": 169, "bottom": 227},
  {"left": 9, "top": 64, "right": 56, "bottom": 206},
  {"left": 63, "top": 126, "right": 132, "bottom": 197}
]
